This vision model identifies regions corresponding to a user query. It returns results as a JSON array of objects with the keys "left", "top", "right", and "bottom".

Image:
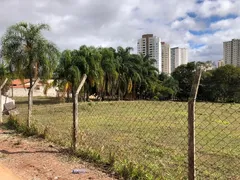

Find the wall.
[{"left": 6, "top": 87, "right": 58, "bottom": 97}]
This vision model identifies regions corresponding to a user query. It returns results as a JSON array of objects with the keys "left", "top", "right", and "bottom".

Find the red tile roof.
[{"left": 11, "top": 79, "right": 46, "bottom": 88}]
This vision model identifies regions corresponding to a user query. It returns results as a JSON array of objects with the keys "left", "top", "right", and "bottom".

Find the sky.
[{"left": 0, "top": 0, "right": 240, "bottom": 62}]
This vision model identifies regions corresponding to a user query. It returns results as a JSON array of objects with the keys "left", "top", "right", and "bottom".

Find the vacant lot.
[{"left": 8, "top": 97, "right": 240, "bottom": 179}]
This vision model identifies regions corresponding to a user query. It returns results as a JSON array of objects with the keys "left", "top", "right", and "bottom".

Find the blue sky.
[{"left": 0, "top": 0, "right": 240, "bottom": 62}]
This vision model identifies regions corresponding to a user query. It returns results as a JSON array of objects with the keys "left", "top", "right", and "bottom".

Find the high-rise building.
[
  {"left": 223, "top": 39, "right": 240, "bottom": 67},
  {"left": 171, "top": 47, "right": 188, "bottom": 72},
  {"left": 161, "top": 42, "right": 171, "bottom": 74},
  {"left": 218, "top": 59, "right": 225, "bottom": 68},
  {"left": 137, "top": 34, "right": 162, "bottom": 72}
]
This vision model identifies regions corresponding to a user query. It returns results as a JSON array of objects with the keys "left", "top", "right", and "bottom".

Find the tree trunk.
[
  {"left": 27, "top": 89, "right": 32, "bottom": 127},
  {"left": 118, "top": 86, "right": 120, "bottom": 101},
  {"left": 118, "top": 78, "right": 121, "bottom": 101},
  {"left": 105, "top": 75, "right": 109, "bottom": 100},
  {"left": 28, "top": 68, "right": 33, "bottom": 128},
  {"left": 67, "top": 88, "right": 70, "bottom": 102},
  {"left": 102, "top": 76, "right": 106, "bottom": 101},
  {"left": 86, "top": 84, "right": 89, "bottom": 102},
  {"left": 27, "top": 78, "right": 40, "bottom": 128},
  {"left": 110, "top": 78, "right": 114, "bottom": 101}
]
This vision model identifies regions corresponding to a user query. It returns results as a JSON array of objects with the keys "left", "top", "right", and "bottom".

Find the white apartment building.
[
  {"left": 218, "top": 59, "right": 225, "bottom": 68},
  {"left": 171, "top": 47, "right": 188, "bottom": 72},
  {"left": 161, "top": 42, "right": 171, "bottom": 74},
  {"left": 223, "top": 39, "right": 240, "bottom": 67},
  {"left": 137, "top": 34, "right": 162, "bottom": 72}
]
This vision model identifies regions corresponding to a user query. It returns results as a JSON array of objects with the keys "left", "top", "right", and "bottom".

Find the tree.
[
  {"left": 98, "top": 47, "right": 118, "bottom": 100},
  {"left": 172, "top": 62, "right": 196, "bottom": 100},
  {"left": 54, "top": 50, "right": 81, "bottom": 102},
  {"left": 160, "top": 74, "right": 179, "bottom": 99},
  {"left": 201, "top": 65, "right": 240, "bottom": 102},
  {"left": 1, "top": 22, "right": 59, "bottom": 127},
  {"left": 116, "top": 46, "right": 134, "bottom": 100},
  {"left": 77, "top": 46, "right": 103, "bottom": 101},
  {"left": 138, "top": 54, "right": 158, "bottom": 99}
]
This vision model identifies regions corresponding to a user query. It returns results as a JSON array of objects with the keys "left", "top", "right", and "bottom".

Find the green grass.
[{"left": 7, "top": 97, "right": 240, "bottom": 179}]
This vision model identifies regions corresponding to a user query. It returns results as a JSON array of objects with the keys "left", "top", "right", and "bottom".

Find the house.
[{"left": 6, "top": 79, "right": 58, "bottom": 97}]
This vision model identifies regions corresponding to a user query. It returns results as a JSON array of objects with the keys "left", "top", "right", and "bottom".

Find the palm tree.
[
  {"left": 99, "top": 47, "right": 118, "bottom": 100},
  {"left": 54, "top": 50, "right": 81, "bottom": 102},
  {"left": 116, "top": 46, "right": 134, "bottom": 100},
  {"left": 138, "top": 54, "right": 159, "bottom": 99},
  {"left": 78, "top": 46, "right": 103, "bottom": 101},
  {"left": 1, "top": 22, "right": 59, "bottom": 127},
  {"left": 127, "top": 54, "right": 142, "bottom": 100}
]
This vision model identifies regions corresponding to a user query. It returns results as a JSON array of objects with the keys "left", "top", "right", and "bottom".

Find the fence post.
[
  {"left": 73, "top": 74, "right": 87, "bottom": 151},
  {"left": 28, "top": 78, "right": 40, "bottom": 127},
  {"left": 188, "top": 67, "right": 203, "bottom": 180},
  {"left": 0, "top": 78, "right": 8, "bottom": 123}
]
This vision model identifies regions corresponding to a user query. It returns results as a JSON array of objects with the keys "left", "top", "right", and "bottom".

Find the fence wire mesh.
[
  {"left": 78, "top": 101, "right": 188, "bottom": 179},
  {"left": 195, "top": 102, "right": 240, "bottom": 179},
  {"left": 4, "top": 95, "right": 240, "bottom": 179}
]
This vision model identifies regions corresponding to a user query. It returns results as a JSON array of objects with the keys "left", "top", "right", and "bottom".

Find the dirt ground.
[{"left": 0, "top": 126, "right": 116, "bottom": 180}]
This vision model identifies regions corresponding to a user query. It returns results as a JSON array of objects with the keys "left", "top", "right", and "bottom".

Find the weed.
[{"left": 5, "top": 116, "right": 38, "bottom": 137}]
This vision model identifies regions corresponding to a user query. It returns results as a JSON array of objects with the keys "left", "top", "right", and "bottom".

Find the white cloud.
[
  {"left": 171, "top": 17, "right": 206, "bottom": 31},
  {"left": 196, "top": 0, "right": 239, "bottom": 17},
  {"left": 210, "top": 17, "right": 240, "bottom": 30},
  {"left": 0, "top": 0, "right": 239, "bottom": 62}
]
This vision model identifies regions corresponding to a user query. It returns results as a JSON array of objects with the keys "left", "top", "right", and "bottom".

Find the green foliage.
[
  {"left": 170, "top": 62, "right": 240, "bottom": 102},
  {"left": 116, "top": 161, "right": 154, "bottom": 180},
  {"left": 1, "top": 22, "right": 60, "bottom": 86},
  {"left": 12, "top": 97, "right": 240, "bottom": 179},
  {"left": 172, "top": 62, "right": 196, "bottom": 100},
  {"left": 199, "top": 65, "right": 240, "bottom": 102},
  {"left": 54, "top": 46, "right": 160, "bottom": 101},
  {"left": 5, "top": 115, "right": 38, "bottom": 136}
]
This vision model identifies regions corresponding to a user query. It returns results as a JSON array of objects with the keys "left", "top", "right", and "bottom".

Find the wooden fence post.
[
  {"left": 0, "top": 78, "right": 8, "bottom": 123},
  {"left": 28, "top": 78, "right": 40, "bottom": 127},
  {"left": 188, "top": 67, "right": 203, "bottom": 180},
  {"left": 73, "top": 74, "right": 87, "bottom": 151}
]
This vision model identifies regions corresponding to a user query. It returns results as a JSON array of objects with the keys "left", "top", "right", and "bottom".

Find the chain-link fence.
[
  {"left": 2, "top": 76, "right": 240, "bottom": 179},
  {"left": 12, "top": 99, "right": 189, "bottom": 179},
  {"left": 195, "top": 102, "right": 240, "bottom": 179}
]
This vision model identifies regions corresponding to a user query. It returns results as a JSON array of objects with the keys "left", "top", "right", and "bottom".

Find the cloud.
[
  {"left": 171, "top": 17, "right": 206, "bottom": 31},
  {"left": 0, "top": 0, "right": 240, "bottom": 62},
  {"left": 210, "top": 17, "right": 240, "bottom": 30},
  {"left": 196, "top": 0, "right": 239, "bottom": 17}
]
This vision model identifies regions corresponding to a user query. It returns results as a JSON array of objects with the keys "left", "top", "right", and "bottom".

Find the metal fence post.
[
  {"left": 73, "top": 74, "right": 87, "bottom": 151},
  {"left": 188, "top": 68, "right": 203, "bottom": 180},
  {"left": 0, "top": 78, "right": 8, "bottom": 123}
]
